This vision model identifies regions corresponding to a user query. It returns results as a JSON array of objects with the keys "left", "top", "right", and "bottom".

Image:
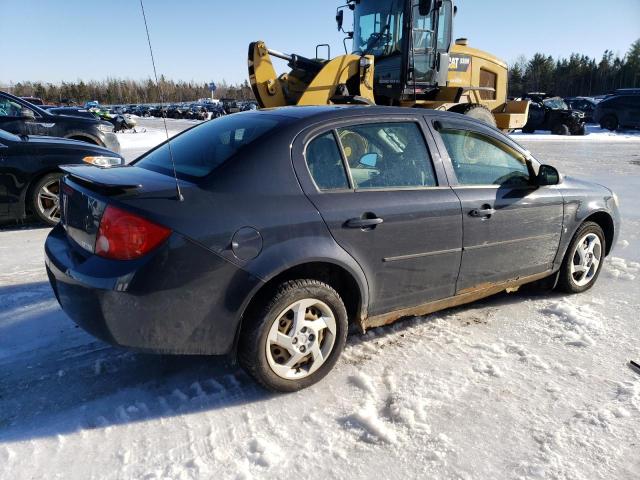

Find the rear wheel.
[
  {"left": 552, "top": 123, "right": 570, "bottom": 135},
  {"left": 31, "top": 173, "right": 63, "bottom": 226},
  {"left": 600, "top": 115, "right": 619, "bottom": 131},
  {"left": 556, "top": 222, "right": 605, "bottom": 293},
  {"left": 449, "top": 104, "right": 497, "bottom": 128},
  {"left": 238, "top": 279, "right": 348, "bottom": 392}
]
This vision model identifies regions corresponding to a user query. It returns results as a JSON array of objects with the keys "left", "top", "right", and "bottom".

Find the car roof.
[{"left": 255, "top": 105, "right": 453, "bottom": 122}]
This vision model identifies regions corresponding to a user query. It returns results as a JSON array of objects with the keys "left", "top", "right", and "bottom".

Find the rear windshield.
[{"left": 134, "top": 113, "right": 281, "bottom": 181}]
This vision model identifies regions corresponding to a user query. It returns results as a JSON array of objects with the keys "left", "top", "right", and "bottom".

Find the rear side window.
[
  {"left": 305, "top": 133, "right": 349, "bottom": 190},
  {"left": 337, "top": 122, "right": 437, "bottom": 189},
  {"left": 135, "top": 113, "right": 280, "bottom": 180},
  {"left": 439, "top": 128, "right": 531, "bottom": 186}
]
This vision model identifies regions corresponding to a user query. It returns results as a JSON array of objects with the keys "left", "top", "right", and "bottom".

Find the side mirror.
[
  {"left": 21, "top": 108, "right": 36, "bottom": 120},
  {"left": 419, "top": 0, "right": 433, "bottom": 15},
  {"left": 359, "top": 153, "right": 378, "bottom": 168},
  {"left": 537, "top": 164, "right": 560, "bottom": 186},
  {"left": 336, "top": 9, "right": 344, "bottom": 31}
]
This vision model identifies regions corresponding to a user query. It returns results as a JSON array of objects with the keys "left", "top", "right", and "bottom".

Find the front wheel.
[
  {"left": 31, "top": 173, "right": 63, "bottom": 226},
  {"left": 238, "top": 279, "right": 348, "bottom": 392},
  {"left": 556, "top": 222, "right": 605, "bottom": 293}
]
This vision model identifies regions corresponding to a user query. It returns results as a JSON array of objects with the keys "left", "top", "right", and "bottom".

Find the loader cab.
[{"left": 351, "top": 0, "right": 453, "bottom": 104}]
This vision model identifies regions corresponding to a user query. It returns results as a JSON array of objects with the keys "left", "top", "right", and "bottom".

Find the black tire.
[
  {"left": 31, "top": 173, "right": 63, "bottom": 226},
  {"left": 522, "top": 126, "right": 536, "bottom": 134},
  {"left": 238, "top": 279, "right": 348, "bottom": 392},
  {"left": 600, "top": 115, "right": 618, "bottom": 131},
  {"left": 574, "top": 124, "right": 586, "bottom": 136},
  {"left": 449, "top": 103, "right": 497, "bottom": 128},
  {"left": 552, "top": 123, "right": 570, "bottom": 135},
  {"left": 556, "top": 222, "right": 606, "bottom": 294}
]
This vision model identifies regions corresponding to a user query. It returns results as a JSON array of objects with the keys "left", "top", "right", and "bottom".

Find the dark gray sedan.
[{"left": 45, "top": 106, "right": 619, "bottom": 392}]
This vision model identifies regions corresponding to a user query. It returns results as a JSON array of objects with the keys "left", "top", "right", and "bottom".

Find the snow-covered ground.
[
  {"left": 511, "top": 124, "right": 640, "bottom": 142},
  {"left": 1, "top": 121, "right": 639, "bottom": 480}
]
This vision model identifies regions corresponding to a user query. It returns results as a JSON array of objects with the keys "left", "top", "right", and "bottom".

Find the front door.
[
  {"left": 0, "top": 94, "right": 46, "bottom": 136},
  {"left": 432, "top": 120, "right": 564, "bottom": 292},
  {"left": 294, "top": 118, "right": 463, "bottom": 316}
]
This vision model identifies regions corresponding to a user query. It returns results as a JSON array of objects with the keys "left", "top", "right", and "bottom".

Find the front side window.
[
  {"left": 0, "top": 97, "right": 24, "bottom": 117},
  {"left": 135, "top": 112, "right": 280, "bottom": 180},
  {"left": 305, "top": 133, "right": 349, "bottom": 190},
  {"left": 439, "top": 129, "right": 531, "bottom": 186},
  {"left": 337, "top": 122, "right": 437, "bottom": 189}
]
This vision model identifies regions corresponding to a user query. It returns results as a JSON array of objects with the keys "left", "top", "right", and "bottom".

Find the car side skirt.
[{"left": 361, "top": 269, "right": 554, "bottom": 331}]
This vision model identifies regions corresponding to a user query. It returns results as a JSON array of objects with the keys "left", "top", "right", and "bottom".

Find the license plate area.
[{"left": 61, "top": 179, "right": 106, "bottom": 254}]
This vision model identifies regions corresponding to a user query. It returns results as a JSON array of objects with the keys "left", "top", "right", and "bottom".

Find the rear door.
[
  {"left": 622, "top": 96, "right": 640, "bottom": 127},
  {"left": 0, "top": 140, "right": 8, "bottom": 217},
  {"left": 292, "top": 116, "right": 462, "bottom": 316},
  {"left": 430, "top": 118, "right": 563, "bottom": 292}
]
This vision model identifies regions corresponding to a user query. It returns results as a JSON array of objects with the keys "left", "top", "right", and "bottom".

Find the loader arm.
[{"left": 248, "top": 41, "right": 375, "bottom": 108}]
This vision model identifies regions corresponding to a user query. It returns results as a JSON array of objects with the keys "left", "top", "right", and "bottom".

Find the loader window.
[
  {"left": 353, "top": 0, "right": 405, "bottom": 57},
  {"left": 479, "top": 69, "right": 497, "bottom": 101}
]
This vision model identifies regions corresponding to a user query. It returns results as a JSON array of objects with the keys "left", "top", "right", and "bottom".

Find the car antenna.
[{"left": 139, "top": 0, "right": 184, "bottom": 202}]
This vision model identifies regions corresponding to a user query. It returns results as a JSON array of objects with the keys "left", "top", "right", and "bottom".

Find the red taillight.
[{"left": 95, "top": 205, "right": 171, "bottom": 260}]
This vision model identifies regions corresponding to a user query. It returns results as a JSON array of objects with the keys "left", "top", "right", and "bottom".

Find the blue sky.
[{"left": 1, "top": 0, "right": 638, "bottom": 85}]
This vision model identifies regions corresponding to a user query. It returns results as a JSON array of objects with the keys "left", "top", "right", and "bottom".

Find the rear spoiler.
[{"left": 60, "top": 165, "right": 142, "bottom": 192}]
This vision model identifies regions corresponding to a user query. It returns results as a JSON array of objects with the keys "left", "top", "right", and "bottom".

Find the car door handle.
[
  {"left": 345, "top": 216, "right": 384, "bottom": 229},
  {"left": 469, "top": 205, "right": 496, "bottom": 219}
]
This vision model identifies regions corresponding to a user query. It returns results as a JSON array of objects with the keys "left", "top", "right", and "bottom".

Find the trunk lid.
[{"left": 59, "top": 165, "right": 188, "bottom": 253}]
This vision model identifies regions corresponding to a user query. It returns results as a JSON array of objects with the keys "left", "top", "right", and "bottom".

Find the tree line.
[
  {"left": 508, "top": 39, "right": 640, "bottom": 97},
  {"left": 2, "top": 77, "right": 255, "bottom": 105},
  {"left": 3, "top": 39, "right": 639, "bottom": 104}
]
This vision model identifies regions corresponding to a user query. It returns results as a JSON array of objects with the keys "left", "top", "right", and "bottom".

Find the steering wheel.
[{"left": 365, "top": 24, "right": 392, "bottom": 51}]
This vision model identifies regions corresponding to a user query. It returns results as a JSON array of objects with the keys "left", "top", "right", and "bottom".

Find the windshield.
[
  {"left": 134, "top": 112, "right": 282, "bottom": 181},
  {"left": 352, "top": 0, "right": 405, "bottom": 57},
  {"left": 543, "top": 98, "right": 568, "bottom": 110}
]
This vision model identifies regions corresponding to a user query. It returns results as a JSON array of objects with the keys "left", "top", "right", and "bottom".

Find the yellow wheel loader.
[{"left": 248, "top": 0, "right": 529, "bottom": 130}]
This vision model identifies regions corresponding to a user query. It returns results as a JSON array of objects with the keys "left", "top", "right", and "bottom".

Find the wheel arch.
[
  {"left": 22, "top": 168, "right": 64, "bottom": 215},
  {"left": 65, "top": 131, "right": 102, "bottom": 146},
  {"left": 232, "top": 258, "right": 368, "bottom": 359},
  {"left": 583, "top": 211, "right": 615, "bottom": 256}
]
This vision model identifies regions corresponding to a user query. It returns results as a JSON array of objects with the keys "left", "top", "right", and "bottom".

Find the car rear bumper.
[{"left": 45, "top": 224, "right": 262, "bottom": 355}]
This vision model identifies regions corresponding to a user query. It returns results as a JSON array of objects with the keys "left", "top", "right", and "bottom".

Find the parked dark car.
[
  {"left": 45, "top": 106, "right": 99, "bottom": 120},
  {"left": 522, "top": 95, "right": 586, "bottom": 135},
  {"left": 593, "top": 94, "right": 640, "bottom": 131},
  {"left": 20, "top": 96, "right": 44, "bottom": 106},
  {"left": 565, "top": 97, "right": 597, "bottom": 123},
  {"left": 45, "top": 107, "right": 619, "bottom": 392},
  {"left": 0, "top": 91, "right": 120, "bottom": 153},
  {"left": 0, "top": 128, "right": 123, "bottom": 225}
]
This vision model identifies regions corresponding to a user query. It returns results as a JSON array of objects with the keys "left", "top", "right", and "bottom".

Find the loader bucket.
[{"left": 493, "top": 100, "right": 530, "bottom": 130}]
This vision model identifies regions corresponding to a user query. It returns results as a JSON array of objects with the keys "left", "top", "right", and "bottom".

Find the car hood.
[
  {"left": 49, "top": 112, "right": 102, "bottom": 124},
  {"left": 24, "top": 135, "right": 117, "bottom": 155}
]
